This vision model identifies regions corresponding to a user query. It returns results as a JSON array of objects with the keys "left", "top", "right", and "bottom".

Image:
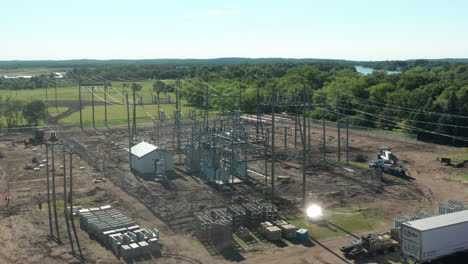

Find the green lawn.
[
  {"left": 48, "top": 107, "right": 69, "bottom": 117},
  {"left": 279, "top": 205, "right": 381, "bottom": 241},
  {"left": 59, "top": 103, "right": 212, "bottom": 126},
  {"left": 3, "top": 80, "right": 172, "bottom": 103}
]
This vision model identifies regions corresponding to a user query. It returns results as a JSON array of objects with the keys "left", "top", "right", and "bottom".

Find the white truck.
[{"left": 401, "top": 210, "right": 468, "bottom": 263}]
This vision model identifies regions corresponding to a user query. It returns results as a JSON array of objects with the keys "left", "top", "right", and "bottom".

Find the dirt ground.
[{"left": 0, "top": 119, "right": 467, "bottom": 264}]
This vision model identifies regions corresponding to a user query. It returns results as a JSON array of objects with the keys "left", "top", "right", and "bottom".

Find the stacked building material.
[
  {"left": 78, "top": 205, "right": 160, "bottom": 258},
  {"left": 437, "top": 200, "right": 468, "bottom": 215},
  {"left": 79, "top": 206, "right": 136, "bottom": 237},
  {"left": 394, "top": 211, "right": 437, "bottom": 229},
  {"left": 193, "top": 201, "right": 278, "bottom": 248},
  {"left": 259, "top": 202, "right": 278, "bottom": 220},
  {"left": 273, "top": 220, "right": 287, "bottom": 226},
  {"left": 260, "top": 221, "right": 273, "bottom": 234},
  {"left": 241, "top": 202, "right": 263, "bottom": 223},
  {"left": 265, "top": 226, "right": 282, "bottom": 241},
  {"left": 227, "top": 204, "right": 247, "bottom": 228},
  {"left": 278, "top": 224, "right": 298, "bottom": 239},
  {"left": 193, "top": 209, "right": 232, "bottom": 250}
]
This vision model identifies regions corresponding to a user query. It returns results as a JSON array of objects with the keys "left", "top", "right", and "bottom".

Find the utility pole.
[
  {"left": 69, "top": 151, "right": 83, "bottom": 259},
  {"left": 307, "top": 94, "right": 311, "bottom": 164},
  {"left": 271, "top": 86, "right": 276, "bottom": 204},
  {"left": 346, "top": 120, "right": 349, "bottom": 164},
  {"left": 45, "top": 82, "right": 49, "bottom": 114},
  {"left": 62, "top": 147, "right": 74, "bottom": 253},
  {"left": 104, "top": 83, "right": 108, "bottom": 127},
  {"left": 157, "top": 92, "right": 160, "bottom": 147},
  {"left": 337, "top": 121, "right": 341, "bottom": 162},
  {"left": 126, "top": 94, "right": 132, "bottom": 170},
  {"left": 294, "top": 99, "right": 298, "bottom": 149},
  {"left": 51, "top": 143, "right": 61, "bottom": 243},
  {"left": 302, "top": 87, "right": 307, "bottom": 208},
  {"left": 256, "top": 86, "right": 260, "bottom": 140},
  {"left": 45, "top": 144, "right": 53, "bottom": 238},
  {"left": 78, "top": 81, "right": 83, "bottom": 129},
  {"left": 132, "top": 86, "right": 137, "bottom": 138},
  {"left": 323, "top": 119, "right": 326, "bottom": 162},
  {"left": 175, "top": 80, "right": 181, "bottom": 155},
  {"left": 238, "top": 83, "right": 242, "bottom": 112},
  {"left": 205, "top": 84, "right": 209, "bottom": 129},
  {"left": 264, "top": 128, "right": 269, "bottom": 197},
  {"left": 54, "top": 78, "right": 58, "bottom": 110},
  {"left": 91, "top": 86, "right": 95, "bottom": 128}
]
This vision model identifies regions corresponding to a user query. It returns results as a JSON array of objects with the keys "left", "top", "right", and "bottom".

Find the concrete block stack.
[
  {"left": 78, "top": 205, "right": 160, "bottom": 259},
  {"left": 79, "top": 205, "right": 136, "bottom": 237}
]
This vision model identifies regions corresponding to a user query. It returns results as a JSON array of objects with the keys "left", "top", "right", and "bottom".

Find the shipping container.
[{"left": 401, "top": 210, "right": 468, "bottom": 263}]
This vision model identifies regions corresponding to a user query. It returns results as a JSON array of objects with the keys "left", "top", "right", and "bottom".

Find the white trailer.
[{"left": 401, "top": 210, "right": 468, "bottom": 263}]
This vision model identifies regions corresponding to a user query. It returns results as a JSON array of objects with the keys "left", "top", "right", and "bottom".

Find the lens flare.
[{"left": 306, "top": 204, "right": 323, "bottom": 219}]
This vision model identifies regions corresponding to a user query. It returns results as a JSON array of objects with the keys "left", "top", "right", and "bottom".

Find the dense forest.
[{"left": 1, "top": 60, "right": 468, "bottom": 146}]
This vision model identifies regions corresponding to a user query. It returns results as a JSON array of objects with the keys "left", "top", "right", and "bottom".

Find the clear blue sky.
[{"left": 2, "top": 0, "right": 468, "bottom": 60}]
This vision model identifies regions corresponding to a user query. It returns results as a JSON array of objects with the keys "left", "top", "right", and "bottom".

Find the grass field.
[
  {"left": 59, "top": 104, "right": 213, "bottom": 126},
  {"left": 1, "top": 79, "right": 220, "bottom": 127},
  {"left": 279, "top": 205, "right": 381, "bottom": 241},
  {"left": 3, "top": 80, "right": 173, "bottom": 103},
  {"left": 47, "top": 107, "right": 69, "bottom": 117}
]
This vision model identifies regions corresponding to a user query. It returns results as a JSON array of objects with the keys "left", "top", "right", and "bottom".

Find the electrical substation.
[{"left": 1, "top": 76, "right": 467, "bottom": 264}]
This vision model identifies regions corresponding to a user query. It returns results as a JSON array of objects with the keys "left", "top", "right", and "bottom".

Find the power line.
[
  {"left": 334, "top": 98, "right": 468, "bottom": 129},
  {"left": 320, "top": 105, "right": 468, "bottom": 142},
  {"left": 86, "top": 88, "right": 118, "bottom": 105},
  {"left": 339, "top": 91, "right": 468, "bottom": 119}
]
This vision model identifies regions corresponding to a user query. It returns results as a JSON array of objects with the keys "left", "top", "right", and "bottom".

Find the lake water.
[{"left": 355, "top": 66, "right": 400, "bottom": 75}]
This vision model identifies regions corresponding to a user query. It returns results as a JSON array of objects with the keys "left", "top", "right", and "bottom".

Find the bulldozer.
[{"left": 341, "top": 232, "right": 399, "bottom": 259}]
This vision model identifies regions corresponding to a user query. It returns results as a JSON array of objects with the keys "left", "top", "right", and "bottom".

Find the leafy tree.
[
  {"left": 4, "top": 97, "right": 24, "bottom": 128},
  {"left": 367, "top": 83, "right": 395, "bottom": 103},
  {"left": 152, "top": 80, "right": 167, "bottom": 99},
  {"left": 22, "top": 100, "right": 47, "bottom": 126}
]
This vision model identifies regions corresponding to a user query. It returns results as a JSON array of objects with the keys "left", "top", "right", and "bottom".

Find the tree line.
[
  {"left": 174, "top": 63, "right": 468, "bottom": 146},
  {"left": 0, "top": 98, "right": 47, "bottom": 128},
  {"left": 1, "top": 60, "right": 467, "bottom": 145}
]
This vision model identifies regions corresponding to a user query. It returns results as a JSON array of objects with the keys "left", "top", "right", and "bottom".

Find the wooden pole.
[
  {"left": 45, "top": 144, "right": 53, "bottom": 237},
  {"left": 62, "top": 147, "right": 75, "bottom": 252}
]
